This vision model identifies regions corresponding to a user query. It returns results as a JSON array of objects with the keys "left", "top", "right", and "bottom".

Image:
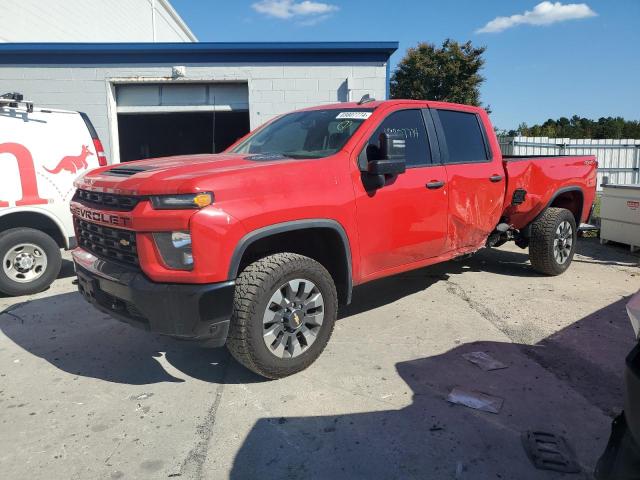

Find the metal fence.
[{"left": 498, "top": 137, "right": 640, "bottom": 190}]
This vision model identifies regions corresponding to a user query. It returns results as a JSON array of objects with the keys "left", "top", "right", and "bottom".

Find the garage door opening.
[
  {"left": 118, "top": 111, "right": 249, "bottom": 162},
  {"left": 115, "top": 82, "right": 250, "bottom": 162}
]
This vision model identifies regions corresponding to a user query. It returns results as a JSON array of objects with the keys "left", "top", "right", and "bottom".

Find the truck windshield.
[{"left": 230, "top": 108, "right": 374, "bottom": 159}]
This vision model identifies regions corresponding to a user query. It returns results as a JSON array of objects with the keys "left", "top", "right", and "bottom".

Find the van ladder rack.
[{"left": 0, "top": 92, "right": 34, "bottom": 113}]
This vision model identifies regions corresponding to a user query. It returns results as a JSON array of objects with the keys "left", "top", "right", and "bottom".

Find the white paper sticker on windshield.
[{"left": 336, "top": 111, "right": 372, "bottom": 120}]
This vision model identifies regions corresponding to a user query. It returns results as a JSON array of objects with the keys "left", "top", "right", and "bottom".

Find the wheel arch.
[
  {"left": 229, "top": 220, "right": 353, "bottom": 305},
  {"left": 547, "top": 186, "right": 584, "bottom": 225},
  {"left": 0, "top": 209, "right": 69, "bottom": 248}
]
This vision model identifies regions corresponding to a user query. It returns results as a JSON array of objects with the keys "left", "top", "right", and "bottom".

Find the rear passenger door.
[{"left": 430, "top": 108, "right": 504, "bottom": 250}]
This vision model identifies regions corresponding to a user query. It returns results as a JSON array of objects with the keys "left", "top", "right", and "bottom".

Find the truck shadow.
[
  {"left": 230, "top": 296, "right": 636, "bottom": 479},
  {"left": 339, "top": 247, "right": 545, "bottom": 319},
  {"left": 0, "top": 291, "right": 242, "bottom": 385}
]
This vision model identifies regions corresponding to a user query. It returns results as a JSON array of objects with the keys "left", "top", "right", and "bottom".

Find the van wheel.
[
  {"left": 0, "top": 228, "right": 62, "bottom": 296},
  {"left": 227, "top": 253, "right": 337, "bottom": 379},
  {"left": 529, "top": 207, "right": 577, "bottom": 276}
]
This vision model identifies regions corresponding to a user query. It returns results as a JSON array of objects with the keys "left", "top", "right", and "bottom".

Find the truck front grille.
[
  {"left": 75, "top": 219, "right": 139, "bottom": 267},
  {"left": 74, "top": 189, "right": 140, "bottom": 211}
]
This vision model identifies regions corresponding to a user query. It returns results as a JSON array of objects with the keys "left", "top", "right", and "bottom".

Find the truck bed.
[{"left": 502, "top": 155, "right": 598, "bottom": 229}]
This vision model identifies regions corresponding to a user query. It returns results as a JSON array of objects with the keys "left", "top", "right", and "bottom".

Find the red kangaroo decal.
[
  {"left": 44, "top": 145, "right": 93, "bottom": 174},
  {"left": 0, "top": 143, "right": 48, "bottom": 206}
]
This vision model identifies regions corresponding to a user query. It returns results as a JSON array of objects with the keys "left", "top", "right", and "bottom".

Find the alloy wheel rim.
[
  {"left": 553, "top": 221, "right": 573, "bottom": 265},
  {"left": 262, "top": 278, "right": 325, "bottom": 359},
  {"left": 3, "top": 243, "right": 48, "bottom": 283}
]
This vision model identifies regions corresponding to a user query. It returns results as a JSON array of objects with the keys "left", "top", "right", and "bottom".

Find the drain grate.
[{"left": 522, "top": 431, "right": 581, "bottom": 473}]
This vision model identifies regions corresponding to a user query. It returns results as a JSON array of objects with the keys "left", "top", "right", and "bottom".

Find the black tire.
[
  {"left": 227, "top": 253, "right": 338, "bottom": 379},
  {"left": 529, "top": 207, "right": 577, "bottom": 276},
  {"left": 0, "top": 228, "right": 62, "bottom": 296}
]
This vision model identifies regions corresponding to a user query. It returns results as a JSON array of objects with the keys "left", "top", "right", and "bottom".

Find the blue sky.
[{"left": 172, "top": 1, "right": 640, "bottom": 130}]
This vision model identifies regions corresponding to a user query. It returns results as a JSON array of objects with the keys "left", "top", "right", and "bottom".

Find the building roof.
[
  {"left": 158, "top": 0, "right": 198, "bottom": 42},
  {"left": 0, "top": 42, "right": 399, "bottom": 64}
]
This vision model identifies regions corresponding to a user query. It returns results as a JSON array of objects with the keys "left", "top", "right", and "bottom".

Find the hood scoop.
[{"left": 103, "top": 164, "right": 156, "bottom": 177}]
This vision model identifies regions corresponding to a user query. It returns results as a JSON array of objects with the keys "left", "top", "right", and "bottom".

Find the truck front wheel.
[
  {"left": 0, "top": 228, "right": 62, "bottom": 296},
  {"left": 529, "top": 207, "right": 578, "bottom": 276},
  {"left": 227, "top": 253, "right": 338, "bottom": 379}
]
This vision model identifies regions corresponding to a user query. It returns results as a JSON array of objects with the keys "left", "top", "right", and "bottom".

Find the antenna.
[{"left": 358, "top": 94, "right": 375, "bottom": 105}]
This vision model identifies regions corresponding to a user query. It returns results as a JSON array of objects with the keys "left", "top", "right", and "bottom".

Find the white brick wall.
[
  {"left": 0, "top": 62, "right": 388, "bottom": 162},
  {"left": 0, "top": 0, "right": 194, "bottom": 42}
]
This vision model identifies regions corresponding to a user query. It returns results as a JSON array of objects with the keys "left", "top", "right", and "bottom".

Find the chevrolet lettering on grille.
[{"left": 71, "top": 204, "right": 132, "bottom": 228}]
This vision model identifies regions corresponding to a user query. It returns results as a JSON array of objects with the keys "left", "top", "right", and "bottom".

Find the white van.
[{"left": 0, "top": 93, "right": 107, "bottom": 296}]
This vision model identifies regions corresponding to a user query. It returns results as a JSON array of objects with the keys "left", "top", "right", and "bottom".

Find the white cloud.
[
  {"left": 476, "top": 1, "right": 596, "bottom": 34},
  {"left": 252, "top": 0, "right": 339, "bottom": 20}
]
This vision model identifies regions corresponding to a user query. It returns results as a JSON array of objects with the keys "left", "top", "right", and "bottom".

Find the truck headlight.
[
  {"left": 150, "top": 192, "right": 213, "bottom": 210},
  {"left": 153, "top": 231, "right": 193, "bottom": 270},
  {"left": 628, "top": 291, "right": 640, "bottom": 341}
]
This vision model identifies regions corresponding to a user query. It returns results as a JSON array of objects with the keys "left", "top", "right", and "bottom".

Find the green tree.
[
  {"left": 514, "top": 116, "right": 640, "bottom": 139},
  {"left": 390, "top": 40, "right": 487, "bottom": 107}
]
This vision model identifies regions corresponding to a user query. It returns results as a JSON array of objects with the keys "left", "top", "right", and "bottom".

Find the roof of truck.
[{"left": 301, "top": 99, "right": 485, "bottom": 111}]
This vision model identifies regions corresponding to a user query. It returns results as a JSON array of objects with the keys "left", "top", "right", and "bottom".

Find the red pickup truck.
[{"left": 71, "top": 99, "right": 597, "bottom": 378}]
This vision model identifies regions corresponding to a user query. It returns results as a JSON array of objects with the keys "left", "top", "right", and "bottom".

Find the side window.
[
  {"left": 367, "top": 109, "right": 431, "bottom": 168},
  {"left": 437, "top": 110, "right": 489, "bottom": 164}
]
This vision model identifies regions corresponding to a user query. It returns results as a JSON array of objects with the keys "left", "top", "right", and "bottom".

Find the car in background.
[
  {"left": 0, "top": 92, "right": 108, "bottom": 296},
  {"left": 596, "top": 290, "right": 640, "bottom": 479}
]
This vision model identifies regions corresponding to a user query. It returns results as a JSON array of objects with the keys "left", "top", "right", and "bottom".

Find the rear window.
[{"left": 437, "top": 110, "right": 488, "bottom": 164}]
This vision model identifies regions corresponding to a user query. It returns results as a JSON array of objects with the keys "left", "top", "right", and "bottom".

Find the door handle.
[
  {"left": 489, "top": 174, "right": 503, "bottom": 183},
  {"left": 426, "top": 180, "right": 445, "bottom": 189}
]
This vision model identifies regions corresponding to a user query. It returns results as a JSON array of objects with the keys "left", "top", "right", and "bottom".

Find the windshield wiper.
[{"left": 244, "top": 152, "right": 294, "bottom": 161}]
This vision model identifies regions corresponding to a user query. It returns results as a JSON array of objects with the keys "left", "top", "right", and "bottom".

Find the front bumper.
[
  {"left": 595, "top": 344, "right": 640, "bottom": 479},
  {"left": 72, "top": 249, "right": 235, "bottom": 347}
]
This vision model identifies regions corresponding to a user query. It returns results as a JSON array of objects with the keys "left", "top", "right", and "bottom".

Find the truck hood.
[{"left": 74, "top": 153, "right": 301, "bottom": 195}]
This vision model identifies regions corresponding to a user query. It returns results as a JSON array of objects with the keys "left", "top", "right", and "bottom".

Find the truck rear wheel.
[
  {"left": 0, "top": 228, "right": 62, "bottom": 296},
  {"left": 227, "top": 253, "right": 337, "bottom": 379},
  {"left": 529, "top": 207, "right": 577, "bottom": 276}
]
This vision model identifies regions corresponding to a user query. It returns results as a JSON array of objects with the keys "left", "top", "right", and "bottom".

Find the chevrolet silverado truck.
[{"left": 71, "top": 99, "right": 597, "bottom": 379}]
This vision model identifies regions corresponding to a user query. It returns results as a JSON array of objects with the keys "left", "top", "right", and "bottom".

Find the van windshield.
[{"left": 230, "top": 108, "right": 374, "bottom": 159}]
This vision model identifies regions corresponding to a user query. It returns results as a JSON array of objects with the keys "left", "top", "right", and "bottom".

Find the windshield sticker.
[{"left": 336, "top": 112, "right": 372, "bottom": 120}]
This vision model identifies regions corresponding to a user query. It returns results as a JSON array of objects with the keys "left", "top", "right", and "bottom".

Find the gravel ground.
[{"left": 0, "top": 238, "right": 638, "bottom": 480}]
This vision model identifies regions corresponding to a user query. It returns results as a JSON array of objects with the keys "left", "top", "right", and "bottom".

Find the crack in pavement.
[
  {"left": 1, "top": 301, "right": 30, "bottom": 323},
  {"left": 178, "top": 351, "right": 231, "bottom": 480},
  {"left": 1, "top": 311, "right": 24, "bottom": 323},
  {"left": 445, "top": 280, "right": 545, "bottom": 344}
]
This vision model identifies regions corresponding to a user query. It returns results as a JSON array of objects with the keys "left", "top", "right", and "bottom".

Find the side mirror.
[{"left": 367, "top": 132, "right": 406, "bottom": 175}]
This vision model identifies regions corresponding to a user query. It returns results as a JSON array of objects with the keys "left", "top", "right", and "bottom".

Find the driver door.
[{"left": 353, "top": 108, "right": 449, "bottom": 279}]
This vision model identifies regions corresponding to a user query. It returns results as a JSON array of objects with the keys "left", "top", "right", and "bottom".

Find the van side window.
[
  {"left": 367, "top": 109, "right": 431, "bottom": 168},
  {"left": 436, "top": 110, "right": 488, "bottom": 164}
]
